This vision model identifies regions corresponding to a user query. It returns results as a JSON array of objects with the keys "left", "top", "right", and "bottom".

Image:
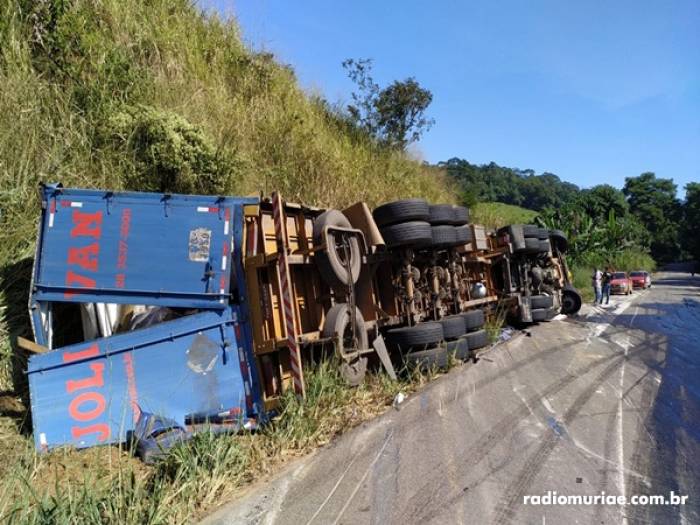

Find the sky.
[{"left": 202, "top": 0, "right": 699, "bottom": 195}]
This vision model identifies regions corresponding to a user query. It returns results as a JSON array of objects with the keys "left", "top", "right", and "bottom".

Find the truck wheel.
[
  {"left": 430, "top": 225, "right": 457, "bottom": 248},
  {"left": 549, "top": 229, "right": 568, "bottom": 253},
  {"left": 516, "top": 237, "right": 540, "bottom": 253},
  {"left": 464, "top": 329, "right": 488, "bottom": 350},
  {"left": 523, "top": 225, "right": 539, "bottom": 238},
  {"left": 452, "top": 205, "right": 470, "bottom": 225},
  {"left": 461, "top": 309, "right": 485, "bottom": 331},
  {"left": 373, "top": 199, "right": 430, "bottom": 227},
  {"left": 404, "top": 346, "right": 449, "bottom": 370},
  {"left": 500, "top": 224, "right": 526, "bottom": 251},
  {"left": 538, "top": 239, "right": 551, "bottom": 253},
  {"left": 380, "top": 221, "right": 432, "bottom": 249},
  {"left": 439, "top": 315, "right": 467, "bottom": 340},
  {"left": 536, "top": 228, "right": 549, "bottom": 240},
  {"left": 545, "top": 306, "right": 558, "bottom": 321},
  {"left": 445, "top": 338, "right": 470, "bottom": 360},
  {"left": 530, "top": 294, "right": 554, "bottom": 309},
  {"left": 323, "top": 303, "right": 369, "bottom": 357},
  {"left": 428, "top": 204, "right": 455, "bottom": 225},
  {"left": 313, "top": 210, "right": 361, "bottom": 288},
  {"left": 386, "top": 322, "right": 444, "bottom": 348},
  {"left": 561, "top": 285, "right": 582, "bottom": 314},
  {"left": 454, "top": 225, "right": 472, "bottom": 245},
  {"left": 532, "top": 308, "right": 548, "bottom": 322}
]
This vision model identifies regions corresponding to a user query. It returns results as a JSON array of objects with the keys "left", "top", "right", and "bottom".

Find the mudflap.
[{"left": 27, "top": 308, "right": 251, "bottom": 452}]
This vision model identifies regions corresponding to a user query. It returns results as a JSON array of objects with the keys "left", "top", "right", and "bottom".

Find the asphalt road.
[{"left": 203, "top": 272, "right": 700, "bottom": 525}]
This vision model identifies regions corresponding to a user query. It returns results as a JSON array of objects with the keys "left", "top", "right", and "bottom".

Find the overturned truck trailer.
[{"left": 25, "top": 185, "right": 580, "bottom": 455}]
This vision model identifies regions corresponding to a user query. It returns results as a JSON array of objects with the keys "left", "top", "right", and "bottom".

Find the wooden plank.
[{"left": 17, "top": 336, "right": 49, "bottom": 354}]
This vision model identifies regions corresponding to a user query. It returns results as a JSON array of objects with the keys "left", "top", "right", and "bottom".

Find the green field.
[{"left": 470, "top": 202, "right": 538, "bottom": 228}]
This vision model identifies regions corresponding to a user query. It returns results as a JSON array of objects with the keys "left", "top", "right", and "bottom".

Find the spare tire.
[
  {"left": 381, "top": 221, "right": 432, "bottom": 249},
  {"left": 439, "top": 315, "right": 467, "bottom": 340},
  {"left": 452, "top": 205, "right": 470, "bottom": 225},
  {"left": 530, "top": 294, "right": 554, "bottom": 309},
  {"left": 322, "top": 303, "right": 369, "bottom": 357},
  {"left": 373, "top": 199, "right": 430, "bottom": 227},
  {"left": 454, "top": 225, "right": 473, "bottom": 245},
  {"left": 464, "top": 329, "right": 488, "bottom": 351},
  {"left": 461, "top": 309, "right": 485, "bottom": 331},
  {"left": 386, "top": 322, "right": 444, "bottom": 348},
  {"left": 313, "top": 210, "right": 361, "bottom": 288},
  {"left": 428, "top": 204, "right": 455, "bottom": 225},
  {"left": 430, "top": 225, "right": 457, "bottom": 248},
  {"left": 561, "top": 284, "right": 582, "bottom": 314}
]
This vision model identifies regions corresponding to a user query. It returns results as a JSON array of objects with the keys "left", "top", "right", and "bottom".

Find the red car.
[
  {"left": 629, "top": 271, "right": 651, "bottom": 289},
  {"left": 610, "top": 272, "right": 632, "bottom": 295}
]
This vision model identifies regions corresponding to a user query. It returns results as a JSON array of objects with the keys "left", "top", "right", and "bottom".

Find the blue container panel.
[
  {"left": 28, "top": 309, "right": 249, "bottom": 451},
  {"left": 32, "top": 186, "right": 257, "bottom": 308}
]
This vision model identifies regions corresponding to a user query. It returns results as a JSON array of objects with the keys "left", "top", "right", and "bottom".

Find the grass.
[
  {"left": 470, "top": 202, "right": 538, "bottom": 229},
  {"left": 0, "top": 360, "right": 430, "bottom": 524}
]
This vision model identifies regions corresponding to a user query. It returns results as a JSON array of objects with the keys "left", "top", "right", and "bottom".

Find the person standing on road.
[
  {"left": 592, "top": 267, "right": 603, "bottom": 304},
  {"left": 602, "top": 267, "right": 612, "bottom": 305}
]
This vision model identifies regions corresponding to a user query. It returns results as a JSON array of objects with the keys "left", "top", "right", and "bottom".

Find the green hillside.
[
  {"left": 470, "top": 202, "right": 538, "bottom": 229},
  {"left": 0, "top": 0, "right": 455, "bottom": 392}
]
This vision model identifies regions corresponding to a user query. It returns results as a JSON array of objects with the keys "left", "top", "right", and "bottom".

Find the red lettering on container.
[
  {"left": 63, "top": 343, "right": 99, "bottom": 363},
  {"left": 69, "top": 391, "right": 105, "bottom": 422},
  {"left": 64, "top": 270, "right": 96, "bottom": 298},
  {"left": 71, "top": 423, "right": 109, "bottom": 442},
  {"left": 70, "top": 210, "right": 103, "bottom": 239},
  {"left": 67, "top": 242, "right": 99, "bottom": 272},
  {"left": 115, "top": 273, "right": 125, "bottom": 288},
  {"left": 66, "top": 363, "right": 105, "bottom": 393}
]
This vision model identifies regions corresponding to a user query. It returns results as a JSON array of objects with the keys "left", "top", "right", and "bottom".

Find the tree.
[
  {"left": 682, "top": 182, "right": 700, "bottom": 263},
  {"left": 623, "top": 172, "right": 681, "bottom": 262},
  {"left": 577, "top": 184, "right": 629, "bottom": 221},
  {"left": 343, "top": 58, "right": 434, "bottom": 149}
]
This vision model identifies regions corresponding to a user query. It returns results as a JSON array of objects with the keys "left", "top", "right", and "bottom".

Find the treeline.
[{"left": 441, "top": 158, "right": 699, "bottom": 267}]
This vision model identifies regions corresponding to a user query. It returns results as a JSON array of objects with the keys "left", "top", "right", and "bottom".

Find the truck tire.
[
  {"left": 373, "top": 199, "right": 430, "bottom": 227},
  {"left": 539, "top": 239, "right": 551, "bottom": 253},
  {"left": 322, "top": 303, "right": 369, "bottom": 356},
  {"left": 381, "top": 221, "right": 432, "bottom": 249},
  {"left": 313, "top": 210, "right": 361, "bottom": 288},
  {"left": 452, "top": 205, "right": 470, "bottom": 225},
  {"left": 532, "top": 308, "right": 548, "bottom": 322},
  {"left": 404, "top": 346, "right": 449, "bottom": 370},
  {"left": 523, "top": 225, "right": 539, "bottom": 238},
  {"left": 464, "top": 329, "right": 488, "bottom": 350},
  {"left": 530, "top": 294, "right": 554, "bottom": 309},
  {"left": 428, "top": 204, "right": 455, "bottom": 225},
  {"left": 545, "top": 306, "right": 558, "bottom": 321},
  {"left": 439, "top": 315, "right": 467, "bottom": 340},
  {"left": 536, "top": 227, "right": 549, "bottom": 240},
  {"left": 430, "top": 225, "right": 457, "bottom": 248},
  {"left": 549, "top": 229, "right": 568, "bottom": 253},
  {"left": 454, "top": 225, "right": 472, "bottom": 245},
  {"left": 561, "top": 284, "right": 582, "bottom": 314},
  {"left": 461, "top": 309, "right": 485, "bottom": 331},
  {"left": 445, "top": 338, "right": 470, "bottom": 360},
  {"left": 386, "top": 322, "right": 444, "bottom": 348},
  {"left": 500, "top": 224, "right": 526, "bottom": 251},
  {"left": 515, "top": 237, "right": 540, "bottom": 253}
]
